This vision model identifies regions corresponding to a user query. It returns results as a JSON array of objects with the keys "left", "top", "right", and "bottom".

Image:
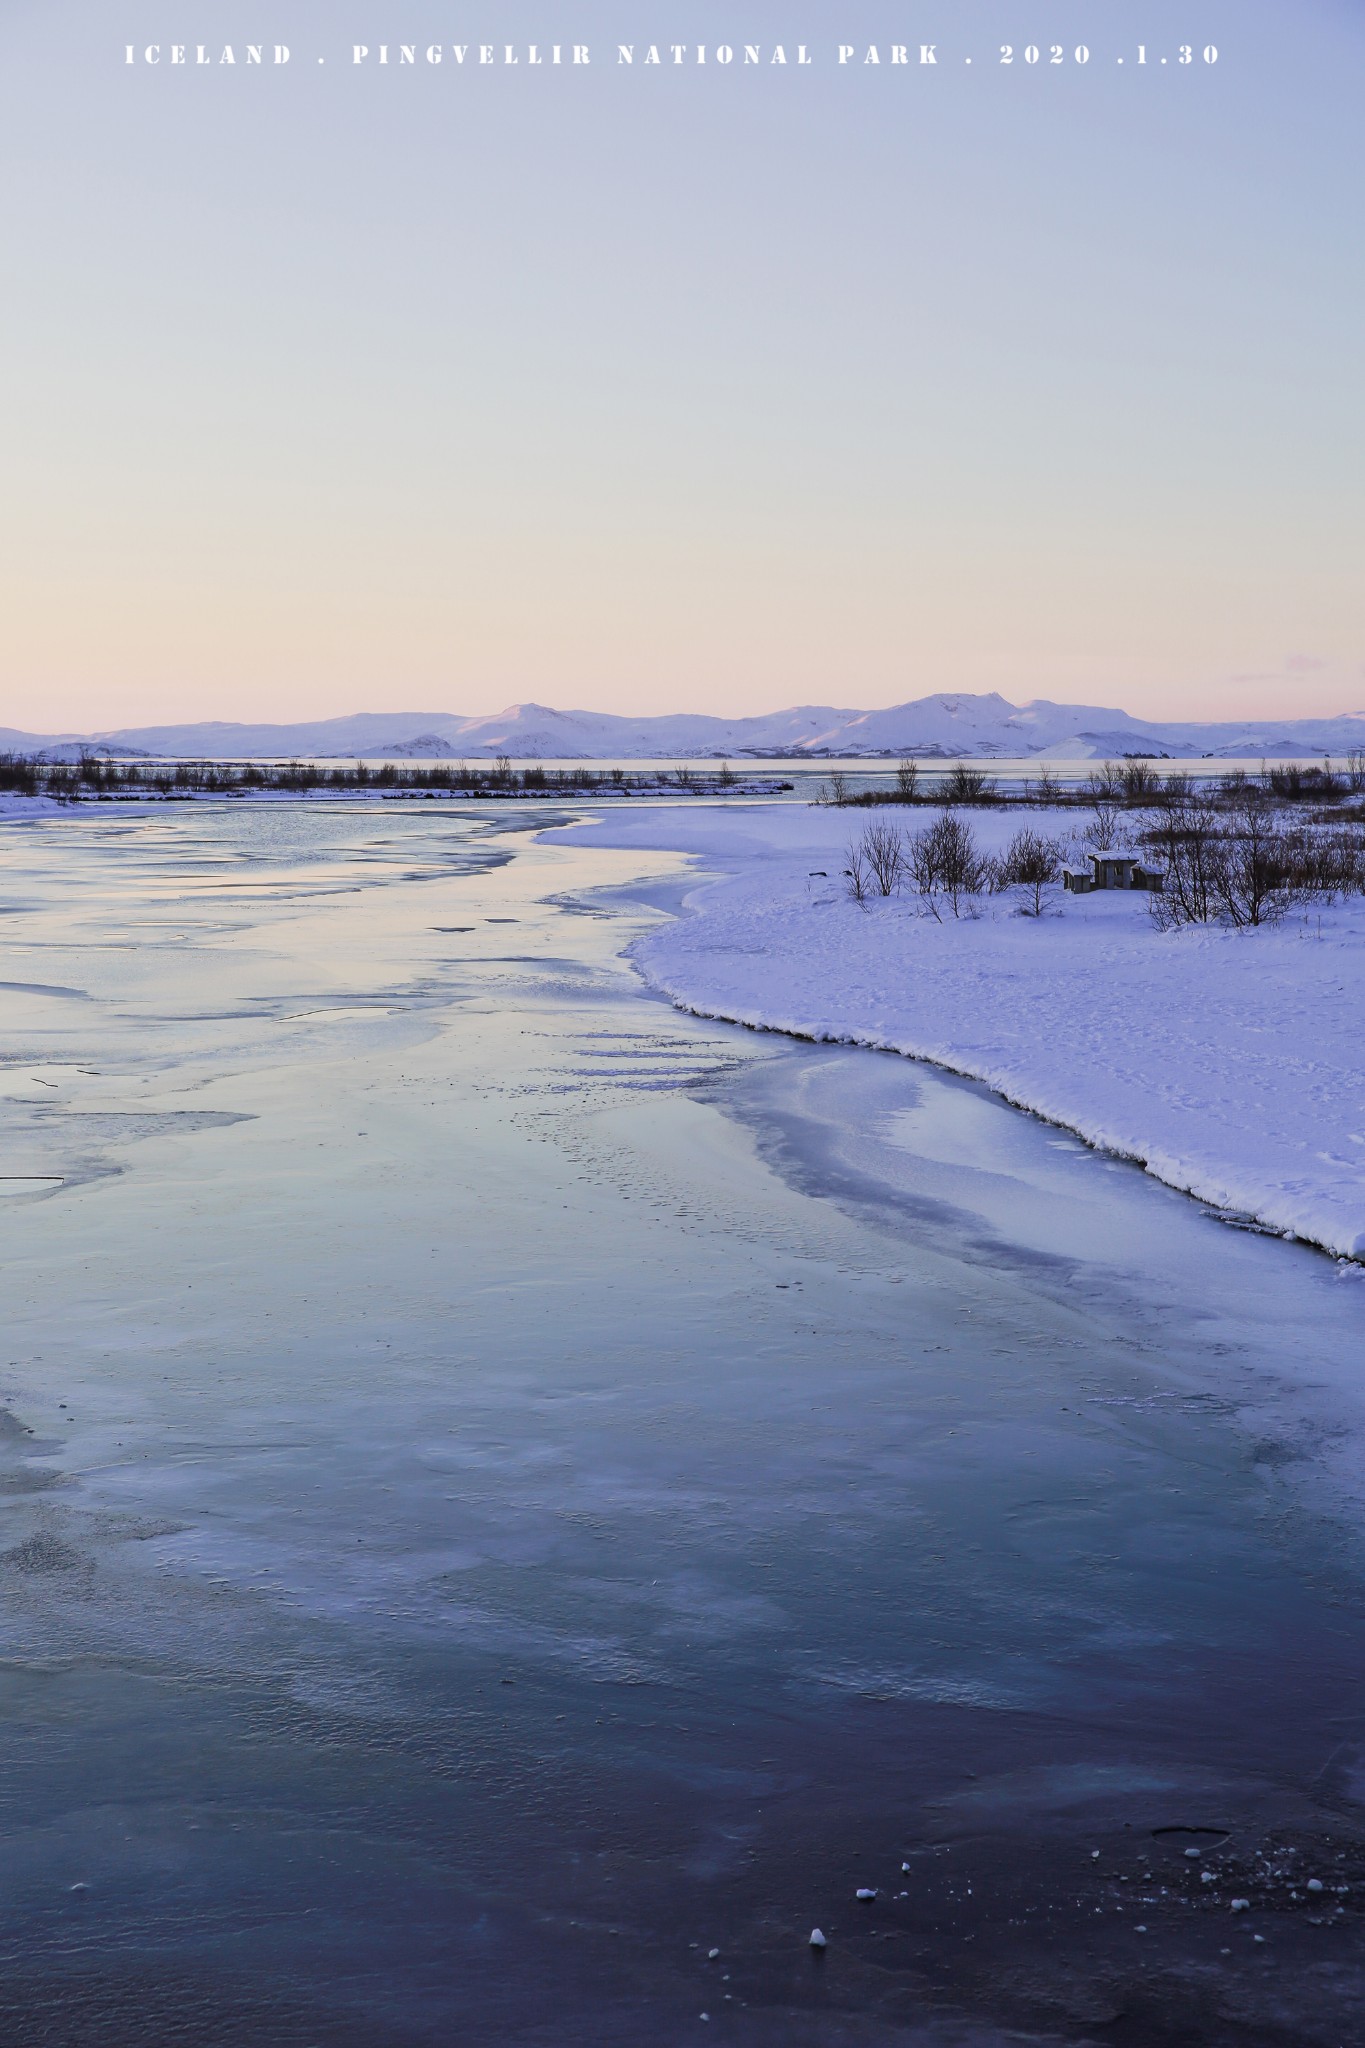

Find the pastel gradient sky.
[{"left": 0, "top": 0, "right": 1361, "bottom": 729}]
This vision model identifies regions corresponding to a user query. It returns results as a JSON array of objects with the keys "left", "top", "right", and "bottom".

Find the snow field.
[{"left": 548, "top": 804, "right": 1365, "bottom": 1262}]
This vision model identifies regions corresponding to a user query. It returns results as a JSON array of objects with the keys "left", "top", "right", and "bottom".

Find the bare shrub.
[
  {"left": 824, "top": 770, "right": 849, "bottom": 806},
  {"left": 1120, "top": 759, "right": 1160, "bottom": 801},
  {"left": 943, "top": 763, "right": 988, "bottom": 804},
  {"left": 859, "top": 820, "right": 905, "bottom": 896},
  {"left": 1086, "top": 799, "right": 1121, "bottom": 851},
  {"left": 938, "top": 815, "right": 990, "bottom": 912},
  {"left": 1147, "top": 792, "right": 1328, "bottom": 930},
  {"left": 1148, "top": 791, "right": 1221, "bottom": 929},
  {"left": 1032, "top": 765, "right": 1060, "bottom": 803},
  {"left": 1208, "top": 794, "right": 1296, "bottom": 928},
  {"left": 910, "top": 813, "right": 988, "bottom": 917},
  {"left": 895, "top": 757, "right": 920, "bottom": 801},
  {"left": 1346, "top": 749, "right": 1365, "bottom": 796},
  {"left": 0, "top": 753, "right": 40, "bottom": 796},
  {"left": 1208, "top": 799, "right": 1363, "bottom": 927},
  {"left": 845, "top": 841, "right": 870, "bottom": 903},
  {"left": 1278, "top": 761, "right": 1351, "bottom": 803},
  {"left": 997, "top": 828, "right": 1065, "bottom": 916},
  {"left": 1285, "top": 822, "right": 1363, "bottom": 900},
  {"left": 1266, "top": 761, "right": 1343, "bottom": 802},
  {"left": 1086, "top": 761, "right": 1123, "bottom": 802},
  {"left": 906, "top": 820, "right": 944, "bottom": 918}
]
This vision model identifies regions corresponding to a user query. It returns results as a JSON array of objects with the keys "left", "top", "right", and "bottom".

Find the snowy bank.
[{"left": 547, "top": 804, "right": 1365, "bottom": 1262}]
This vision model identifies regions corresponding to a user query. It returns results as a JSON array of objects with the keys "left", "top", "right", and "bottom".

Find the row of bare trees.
[
  {"left": 0, "top": 752, "right": 765, "bottom": 803},
  {"left": 1145, "top": 789, "right": 1364, "bottom": 928},
  {"left": 829, "top": 752, "right": 1365, "bottom": 810},
  {"left": 846, "top": 819, "right": 1065, "bottom": 918},
  {"left": 844, "top": 794, "right": 1365, "bottom": 929},
  {"left": 1044, "top": 757, "right": 1365, "bottom": 807},
  {"left": 826, "top": 761, "right": 991, "bottom": 807}
]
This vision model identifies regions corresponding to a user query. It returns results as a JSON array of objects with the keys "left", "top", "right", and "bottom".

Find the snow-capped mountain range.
[{"left": 2, "top": 694, "right": 1364, "bottom": 762}]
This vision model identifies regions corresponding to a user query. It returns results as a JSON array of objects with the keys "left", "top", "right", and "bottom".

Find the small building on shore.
[{"left": 1063, "top": 850, "right": 1164, "bottom": 895}]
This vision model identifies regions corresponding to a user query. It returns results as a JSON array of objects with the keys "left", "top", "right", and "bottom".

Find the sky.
[{"left": 0, "top": 0, "right": 1361, "bottom": 732}]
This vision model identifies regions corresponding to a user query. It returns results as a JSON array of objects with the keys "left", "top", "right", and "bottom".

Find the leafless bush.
[
  {"left": 1086, "top": 799, "right": 1121, "bottom": 851},
  {"left": 1086, "top": 761, "right": 1123, "bottom": 802},
  {"left": 1346, "top": 750, "right": 1365, "bottom": 796},
  {"left": 906, "top": 821, "right": 943, "bottom": 917},
  {"left": 1120, "top": 759, "right": 1160, "bottom": 800},
  {"left": 943, "top": 763, "right": 989, "bottom": 804},
  {"left": 1146, "top": 792, "right": 1359, "bottom": 930},
  {"left": 0, "top": 753, "right": 40, "bottom": 796},
  {"left": 996, "top": 828, "right": 1065, "bottom": 916},
  {"left": 1207, "top": 795, "right": 1296, "bottom": 927},
  {"left": 859, "top": 820, "right": 905, "bottom": 896},
  {"left": 909, "top": 813, "right": 988, "bottom": 918},
  {"left": 895, "top": 757, "right": 920, "bottom": 801},
  {"left": 824, "top": 770, "right": 849, "bottom": 806},
  {"left": 1032, "top": 765, "right": 1060, "bottom": 803},
  {"left": 938, "top": 815, "right": 990, "bottom": 912},
  {"left": 1267, "top": 761, "right": 1341, "bottom": 802},
  {"left": 1147, "top": 791, "right": 1221, "bottom": 929},
  {"left": 845, "top": 841, "right": 870, "bottom": 902},
  {"left": 1285, "top": 822, "right": 1363, "bottom": 900}
]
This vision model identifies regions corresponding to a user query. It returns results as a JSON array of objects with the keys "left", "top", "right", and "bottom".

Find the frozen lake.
[{"left": 2, "top": 799, "right": 1364, "bottom": 2046}]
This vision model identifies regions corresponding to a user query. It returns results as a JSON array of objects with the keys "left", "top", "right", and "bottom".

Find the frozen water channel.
[{"left": 1, "top": 799, "right": 1364, "bottom": 2046}]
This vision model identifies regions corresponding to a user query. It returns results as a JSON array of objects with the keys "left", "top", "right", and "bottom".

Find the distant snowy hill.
[{"left": 3, "top": 695, "right": 1364, "bottom": 761}]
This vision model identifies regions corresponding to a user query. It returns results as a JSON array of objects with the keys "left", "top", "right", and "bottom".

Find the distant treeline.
[
  {"left": 825, "top": 755, "right": 1365, "bottom": 811},
  {"left": 843, "top": 774, "right": 1365, "bottom": 931},
  {"left": 0, "top": 753, "right": 788, "bottom": 802}
]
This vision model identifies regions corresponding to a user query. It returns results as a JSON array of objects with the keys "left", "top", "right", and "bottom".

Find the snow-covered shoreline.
[{"left": 548, "top": 803, "right": 1365, "bottom": 1264}]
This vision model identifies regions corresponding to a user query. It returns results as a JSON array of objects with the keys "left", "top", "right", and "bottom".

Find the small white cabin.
[{"left": 1063, "top": 850, "right": 1164, "bottom": 895}]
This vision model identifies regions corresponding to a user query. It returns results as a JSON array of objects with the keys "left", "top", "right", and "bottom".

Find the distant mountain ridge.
[{"left": 3, "top": 694, "right": 1364, "bottom": 762}]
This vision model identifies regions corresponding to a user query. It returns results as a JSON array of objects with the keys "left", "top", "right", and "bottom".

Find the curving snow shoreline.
[{"left": 547, "top": 803, "right": 1365, "bottom": 1263}]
